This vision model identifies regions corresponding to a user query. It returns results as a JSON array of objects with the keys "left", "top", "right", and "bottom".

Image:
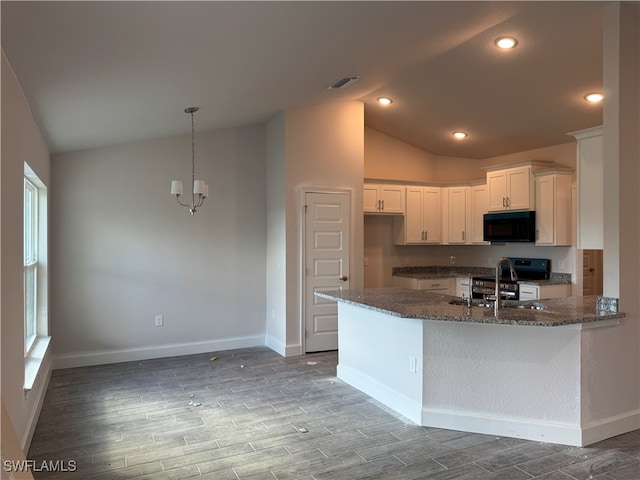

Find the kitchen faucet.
[{"left": 493, "top": 257, "right": 518, "bottom": 315}]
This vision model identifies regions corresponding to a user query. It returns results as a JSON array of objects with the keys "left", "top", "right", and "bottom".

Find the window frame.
[
  {"left": 22, "top": 162, "right": 50, "bottom": 395},
  {"left": 24, "top": 176, "right": 39, "bottom": 355}
]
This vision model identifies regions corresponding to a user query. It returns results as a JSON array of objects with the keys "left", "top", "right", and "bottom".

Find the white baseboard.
[
  {"left": 421, "top": 407, "right": 583, "bottom": 446},
  {"left": 265, "top": 334, "right": 286, "bottom": 356},
  {"left": 52, "top": 335, "right": 265, "bottom": 369},
  {"left": 337, "top": 363, "right": 637, "bottom": 447},
  {"left": 264, "top": 335, "right": 303, "bottom": 357},
  {"left": 581, "top": 410, "right": 640, "bottom": 446},
  {"left": 337, "top": 364, "right": 423, "bottom": 425}
]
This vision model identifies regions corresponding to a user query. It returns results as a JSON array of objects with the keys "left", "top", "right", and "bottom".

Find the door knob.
[{"left": 339, "top": 275, "right": 348, "bottom": 281}]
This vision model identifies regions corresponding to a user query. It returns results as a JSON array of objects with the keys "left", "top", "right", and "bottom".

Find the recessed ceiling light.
[
  {"left": 377, "top": 97, "right": 393, "bottom": 105},
  {"left": 494, "top": 36, "right": 518, "bottom": 49},
  {"left": 453, "top": 131, "right": 468, "bottom": 139},
  {"left": 584, "top": 92, "right": 604, "bottom": 103}
]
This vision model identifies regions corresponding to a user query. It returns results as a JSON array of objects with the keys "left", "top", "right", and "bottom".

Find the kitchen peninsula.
[{"left": 317, "top": 288, "right": 630, "bottom": 447}]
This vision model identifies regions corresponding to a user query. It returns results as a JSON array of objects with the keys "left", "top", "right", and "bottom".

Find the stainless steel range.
[{"left": 471, "top": 257, "right": 551, "bottom": 301}]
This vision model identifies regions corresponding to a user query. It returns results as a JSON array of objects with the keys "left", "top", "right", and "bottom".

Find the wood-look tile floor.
[{"left": 29, "top": 347, "right": 639, "bottom": 480}]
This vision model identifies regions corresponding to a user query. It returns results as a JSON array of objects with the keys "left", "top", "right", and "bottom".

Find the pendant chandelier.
[{"left": 170, "top": 107, "right": 209, "bottom": 214}]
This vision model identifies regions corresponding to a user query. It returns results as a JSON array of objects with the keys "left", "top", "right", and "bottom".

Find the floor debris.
[
  {"left": 293, "top": 425, "right": 309, "bottom": 433},
  {"left": 307, "top": 361, "right": 318, "bottom": 365},
  {"left": 210, "top": 356, "right": 217, "bottom": 361}
]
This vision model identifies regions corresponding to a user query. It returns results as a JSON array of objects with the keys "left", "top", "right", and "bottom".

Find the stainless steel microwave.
[{"left": 483, "top": 211, "right": 536, "bottom": 243}]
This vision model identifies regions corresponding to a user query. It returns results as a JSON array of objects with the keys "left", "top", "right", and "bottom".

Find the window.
[
  {"left": 23, "top": 163, "right": 49, "bottom": 393},
  {"left": 24, "top": 177, "right": 38, "bottom": 354}
]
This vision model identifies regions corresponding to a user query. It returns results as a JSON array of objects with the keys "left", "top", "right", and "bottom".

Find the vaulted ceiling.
[{"left": 1, "top": 1, "right": 605, "bottom": 158}]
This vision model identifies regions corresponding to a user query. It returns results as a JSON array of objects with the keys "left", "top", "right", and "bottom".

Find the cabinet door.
[
  {"left": 405, "top": 187, "right": 425, "bottom": 243},
  {"left": 535, "top": 173, "right": 572, "bottom": 246},
  {"left": 506, "top": 166, "right": 532, "bottom": 210},
  {"left": 535, "top": 175, "right": 555, "bottom": 244},
  {"left": 447, "top": 187, "right": 467, "bottom": 244},
  {"left": 487, "top": 170, "right": 508, "bottom": 211},
  {"left": 519, "top": 285, "right": 540, "bottom": 301},
  {"left": 363, "top": 185, "right": 380, "bottom": 213},
  {"left": 423, "top": 187, "right": 441, "bottom": 243},
  {"left": 456, "top": 277, "right": 472, "bottom": 299},
  {"left": 470, "top": 185, "right": 489, "bottom": 244},
  {"left": 379, "top": 185, "right": 405, "bottom": 214}
]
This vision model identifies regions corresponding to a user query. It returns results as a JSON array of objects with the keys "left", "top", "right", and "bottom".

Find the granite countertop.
[
  {"left": 317, "top": 288, "right": 624, "bottom": 327},
  {"left": 392, "top": 266, "right": 572, "bottom": 286}
]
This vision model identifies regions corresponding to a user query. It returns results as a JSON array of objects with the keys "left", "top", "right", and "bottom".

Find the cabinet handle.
[
  {"left": 462, "top": 231, "right": 465, "bottom": 241},
  {"left": 502, "top": 197, "right": 506, "bottom": 207},
  {"left": 506, "top": 197, "right": 510, "bottom": 208},
  {"left": 536, "top": 229, "right": 539, "bottom": 240},
  {"left": 381, "top": 200, "right": 384, "bottom": 210},
  {"left": 377, "top": 200, "right": 381, "bottom": 210}
]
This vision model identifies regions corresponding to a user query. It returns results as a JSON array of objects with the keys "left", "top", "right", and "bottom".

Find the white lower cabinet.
[
  {"left": 456, "top": 277, "right": 473, "bottom": 299},
  {"left": 519, "top": 283, "right": 572, "bottom": 300},
  {"left": 392, "top": 276, "right": 454, "bottom": 295},
  {"left": 519, "top": 285, "right": 540, "bottom": 301}
]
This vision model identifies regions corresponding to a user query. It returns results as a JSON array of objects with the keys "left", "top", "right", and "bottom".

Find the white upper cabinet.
[
  {"left": 486, "top": 165, "right": 535, "bottom": 211},
  {"left": 446, "top": 187, "right": 468, "bottom": 244},
  {"left": 569, "top": 126, "right": 603, "bottom": 249},
  {"left": 469, "top": 184, "right": 490, "bottom": 244},
  {"left": 364, "top": 184, "right": 405, "bottom": 214},
  {"left": 394, "top": 186, "right": 441, "bottom": 244},
  {"left": 535, "top": 171, "right": 572, "bottom": 246}
]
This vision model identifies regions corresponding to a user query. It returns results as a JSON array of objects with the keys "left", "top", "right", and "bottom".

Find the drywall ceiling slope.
[{"left": 1, "top": 1, "right": 604, "bottom": 158}]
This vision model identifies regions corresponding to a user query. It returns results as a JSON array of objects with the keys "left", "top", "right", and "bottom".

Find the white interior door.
[{"left": 304, "top": 191, "right": 350, "bottom": 352}]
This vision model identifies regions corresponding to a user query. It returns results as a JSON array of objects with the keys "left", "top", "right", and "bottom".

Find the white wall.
[
  {"left": 265, "top": 113, "right": 287, "bottom": 353},
  {"left": 1, "top": 52, "right": 52, "bottom": 450},
  {"left": 364, "top": 128, "right": 437, "bottom": 182},
  {"left": 266, "top": 101, "right": 364, "bottom": 356},
  {"left": 588, "top": 1, "right": 640, "bottom": 434},
  {"left": 50, "top": 125, "right": 267, "bottom": 367}
]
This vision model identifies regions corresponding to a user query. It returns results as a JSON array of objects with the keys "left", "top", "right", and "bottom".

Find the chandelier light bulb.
[{"left": 453, "top": 131, "right": 468, "bottom": 139}]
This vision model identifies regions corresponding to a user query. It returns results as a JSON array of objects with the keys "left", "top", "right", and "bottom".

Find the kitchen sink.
[
  {"left": 508, "top": 302, "right": 547, "bottom": 310},
  {"left": 448, "top": 299, "right": 547, "bottom": 310},
  {"left": 448, "top": 299, "right": 493, "bottom": 308}
]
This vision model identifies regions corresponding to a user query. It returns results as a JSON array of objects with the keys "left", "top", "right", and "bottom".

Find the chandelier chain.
[{"left": 191, "top": 109, "right": 195, "bottom": 204}]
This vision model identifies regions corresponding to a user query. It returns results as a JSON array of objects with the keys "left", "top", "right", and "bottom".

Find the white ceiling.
[{"left": 1, "top": 1, "right": 605, "bottom": 158}]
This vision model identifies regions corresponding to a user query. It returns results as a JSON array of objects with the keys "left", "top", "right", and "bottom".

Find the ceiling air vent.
[{"left": 328, "top": 76, "right": 360, "bottom": 89}]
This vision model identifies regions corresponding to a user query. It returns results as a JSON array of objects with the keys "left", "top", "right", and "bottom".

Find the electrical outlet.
[
  {"left": 155, "top": 314, "right": 163, "bottom": 327},
  {"left": 450, "top": 256, "right": 456, "bottom": 264},
  {"left": 559, "top": 260, "right": 565, "bottom": 270}
]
